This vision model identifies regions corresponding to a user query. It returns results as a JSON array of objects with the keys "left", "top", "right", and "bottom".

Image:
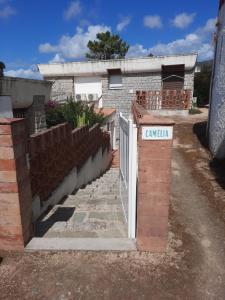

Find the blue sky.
[{"left": 0, "top": 0, "right": 218, "bottom": 79}]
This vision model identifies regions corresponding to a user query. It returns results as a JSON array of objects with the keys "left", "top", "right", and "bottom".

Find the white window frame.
[{"left": 108, "top": 70, "right": 122, "bottom": 90}]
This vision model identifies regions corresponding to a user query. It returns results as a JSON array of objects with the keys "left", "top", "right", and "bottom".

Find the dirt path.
[
  {"left": 1, "top": 112, "right": 225, "bottom": 299},
  {"left": 171, "top": 149, "right": 225, "bottom": 299}
]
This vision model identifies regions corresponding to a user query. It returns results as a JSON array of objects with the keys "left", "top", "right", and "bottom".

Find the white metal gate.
[{"left": 119, "top": 113, "right": 137, "bottom": 239}]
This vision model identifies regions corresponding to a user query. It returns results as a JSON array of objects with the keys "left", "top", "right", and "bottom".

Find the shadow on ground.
[
  {"left": 193, "top": 120, "right": 225, "bottom": 193},
  {"left": 35, "top": 207, "right": 75, "bottom": 237},
  {"left": 193, "top": 121, "right": 209, "bottom": 149}
]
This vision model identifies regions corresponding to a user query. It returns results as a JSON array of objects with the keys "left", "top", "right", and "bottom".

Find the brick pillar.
[
  {"left": 0, "top": 118, "right": 33, "bottom": 251},
  {"left": 136, "top": 115, "right": 174, "bottom": 252}
]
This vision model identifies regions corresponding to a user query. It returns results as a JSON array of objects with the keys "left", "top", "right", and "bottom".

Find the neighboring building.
[
  {"left": 208, "top": 0, "right": 225, "bottom": 159},
  {"left": 0, "top": 76, "right": 52, "bottom": 134},
  {"left": 38, "top": 54, "right": 197, "bottom": 130}
]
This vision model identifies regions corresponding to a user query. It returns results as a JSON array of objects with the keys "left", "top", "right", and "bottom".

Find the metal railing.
[{"left": 119, "top": 112, "right": 137, "bottom": 239}]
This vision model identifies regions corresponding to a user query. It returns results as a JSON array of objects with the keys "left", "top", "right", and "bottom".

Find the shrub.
[
  {"left": 45, "top": 101, "right": 65, "bottom": 127},
  {"left": 194, "top": 64, "right": 212, "bottom": 107},
  {"left": 189, "top": 108, "right": 202, "bottom": 115},
  {"left": 45, "top": 99, "right": 105, "bottom": 129}
]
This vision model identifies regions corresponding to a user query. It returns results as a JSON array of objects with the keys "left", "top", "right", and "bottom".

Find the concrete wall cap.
[
  {"left": 137, "top": 114, "right": 175, "bottom": 126},
  {"left": 132, "top": 101, "right": 175, "bottom": 126},
  {"left": 0, "top": 118, "right": 24, "bottom": 125}
]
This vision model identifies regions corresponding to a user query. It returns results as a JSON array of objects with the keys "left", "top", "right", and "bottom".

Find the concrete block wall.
[
  {"left": 45, "top": 76, "right": 74, "bottom": 101},
  {"left": 0, "top": 118, "right": 33, "bottom": 250}
]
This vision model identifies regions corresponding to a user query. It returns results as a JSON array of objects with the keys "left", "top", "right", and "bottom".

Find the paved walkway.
[{"left": 35, "top": 168, "right": 127, "bottom": 238}]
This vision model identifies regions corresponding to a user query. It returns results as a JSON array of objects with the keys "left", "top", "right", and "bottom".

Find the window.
[
  {"left": 162, "top": 64, "right": 184, "bottom": 90},
  {"left": 108, "top": 69, "right": 122, "bottom": 89}
]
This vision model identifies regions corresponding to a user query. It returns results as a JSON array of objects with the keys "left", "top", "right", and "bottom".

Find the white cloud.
[
  {"left": 116, "top": 16, "right": 131, "bottom": 32},
  {"left": 172, "top": 13, "right": 196, "bottom": 29},
  {"left": 127, "top": 44, "right": 148, "bottom": 57},
  {"left": 39, "top": 43, "right": 57, "bottom": 53},
  {"left": 39, "top": 25, "right": 111, "bottom": 59},
  {"left": 144, "top": 15, "right": 162, "bottom": 29},
  {"left": 127, "top": 18, "right": 216, "bottom": 61},
  {"left": 5, "top": 65, "right": 42, "bottom": 80},
  {"left": 49, "top": 53, "right": 65, "bottom": 63},
  {"left": 0, "top": 4, "right": 16, "bottom": 18},
  {"left": 64, "top": 1, "right": 81, "bottom": 21},
  {"left": 196, "top": 18, "right": 217, "bottom": 35}
]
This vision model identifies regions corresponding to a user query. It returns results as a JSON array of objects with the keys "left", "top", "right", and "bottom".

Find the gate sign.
[{"left": 142, "top": 126, "right": 173, "bottom": 140}]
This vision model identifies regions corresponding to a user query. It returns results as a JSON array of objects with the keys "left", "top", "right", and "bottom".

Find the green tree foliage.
[
  {"left": 86, "top": 31, "right": 129, "bottom": 60},
  {"left": 194, "top": 63, "right": 212, "bottom": 106},
  {"left": 45, "top": 99, "right": 105, "bottom": 129},
  {"left": 0, "top": 61, "right": 5, "bottom": 76}
]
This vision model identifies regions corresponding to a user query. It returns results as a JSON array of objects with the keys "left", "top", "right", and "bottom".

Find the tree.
[
  {"left": 0, "top": 61, "right": 5, "bottom": 77},
  {"left": 86, "top": 31, "right": 129, "bottom": 60},
  {"left": 194, "top": 63, "right": 212, "bottom": 106}
]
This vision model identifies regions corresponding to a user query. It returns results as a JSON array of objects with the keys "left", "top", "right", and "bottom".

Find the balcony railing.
[{"left": 136, "top": 89, "right": 191, "bottom": 110}]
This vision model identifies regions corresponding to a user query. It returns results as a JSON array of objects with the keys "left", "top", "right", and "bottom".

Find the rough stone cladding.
[
  {"left": 184, "top": 70, "right": 194, "bottom": 100},
  {"left": 208, "top": 3, "right": 225, "bottom": 159},
  {"left": 27, "top": 96, "right": 46, "bottom": 134},
  {"left": 102, "top": 72, "right": 162, "bottom": 132},
  {"left": 45, "top": 76, "right": 74, "bottom": 101}
]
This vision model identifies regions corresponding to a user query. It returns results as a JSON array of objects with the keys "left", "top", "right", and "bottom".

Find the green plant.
[
  {"left": 45, "top": 99, "right": 106, "bottom": 129},
  {"left": 86, "top": 31, "right": 129, "bottom": 60},
  {"left": 189, "top": 108, "right": 202, "bottom": 115},
  {"left": 194, "top": 63, "right": 212, "bottom": 106},
  {"left": 45, "top": 102, "right": 65, "bottom": 127}
]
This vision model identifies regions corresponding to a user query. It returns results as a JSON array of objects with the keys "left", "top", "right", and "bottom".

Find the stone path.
[{"left": 35, "top": 168, "right": 127, "bottom": 238}]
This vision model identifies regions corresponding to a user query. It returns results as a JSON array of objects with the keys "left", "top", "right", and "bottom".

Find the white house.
[{"left": 38, "top": 54, "right": 197, "bottom": 133}]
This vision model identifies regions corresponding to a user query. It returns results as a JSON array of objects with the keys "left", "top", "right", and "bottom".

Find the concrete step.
[
  {"left": 56, "top": 203, "right": 122, "bottom": 211},
  {"left": 68, "top": 194, "right": 119, "bottom": 200},
  {"left": 26, "top": 238, "right": 136, "bottom": 251},
  {"left": 78, "top": 187, "right": 119, "bottom": 193},
  {"left": 90, "top": 181, "right": 119, "bottom": 186},
  {"left": 84, "top": 183, "right": 119, "bottom": 189},
  {"left": 74, "top": 191, "right": 119, "bottom": 198}
]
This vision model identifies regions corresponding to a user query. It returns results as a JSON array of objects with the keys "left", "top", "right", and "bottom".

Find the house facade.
[
  {"left": 208, "top": 0, "right": 225, "bottom": 159},
  {"left": 38, "top": 54, "right": 197, "bottom": 132},
  {"left": 0, "top": 76, "right": 52, "bottom": 134}
]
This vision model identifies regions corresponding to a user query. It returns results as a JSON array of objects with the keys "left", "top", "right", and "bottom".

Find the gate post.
[
  {"left": 0, "top": 118, "right": 33, "bottom": 251},
  {"left": 136, "top": 113, "right": 174, "bottom": 252}
]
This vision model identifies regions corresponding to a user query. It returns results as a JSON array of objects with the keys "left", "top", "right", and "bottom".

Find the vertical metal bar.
[
  {"left": 128, "top": 118, "right": 137, "bottom": 239},
  {"left": 131, "top": 124, "right": 137, "bottom": 238}
]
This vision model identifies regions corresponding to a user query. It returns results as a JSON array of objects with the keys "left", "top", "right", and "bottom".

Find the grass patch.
[{"left": 189, "top": 108, "right": 202, "bottom": 115}]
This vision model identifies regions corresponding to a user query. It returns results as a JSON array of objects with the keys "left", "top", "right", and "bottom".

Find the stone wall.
[
  {"left": 26, "top": 96, "right": 46, "bottom": 134},
  {"left": 184, "top": 70, "right": 194, "bottom": 102},
  {"left": 102, "top": 72, "right": 162, "bottom": 133},
  {"left": 208, "top": 2, "right": 225, "bottom": 159},
  {"left": 45, "top": 76, "right": 74, "bottom": 102},
  {"left": 13, "top": 95, "right": 47, "bottom": 135}
]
